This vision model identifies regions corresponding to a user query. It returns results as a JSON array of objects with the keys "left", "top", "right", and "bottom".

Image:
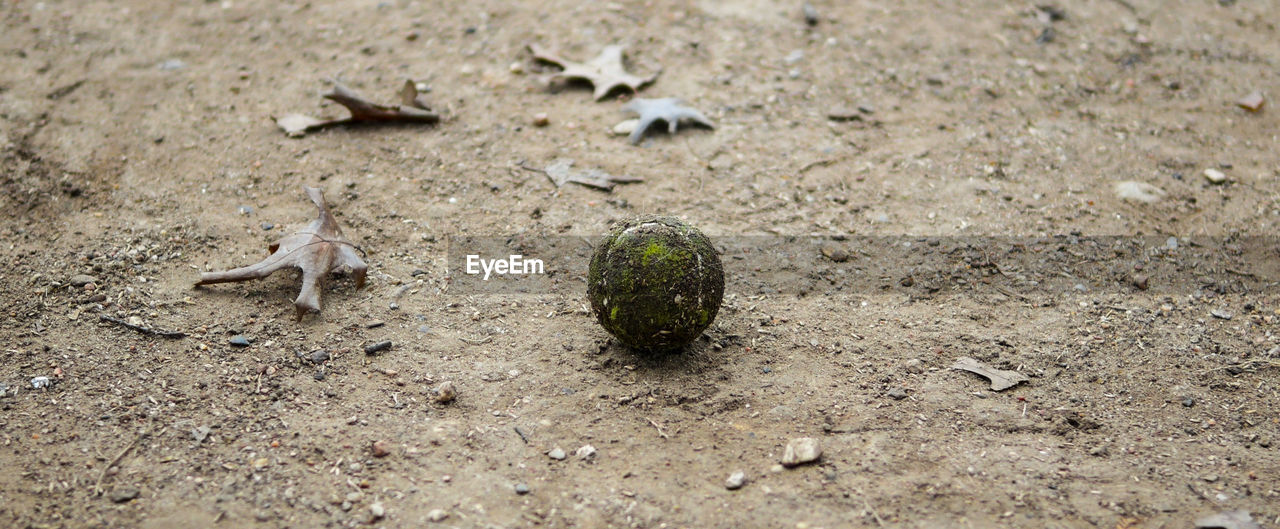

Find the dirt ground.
[{"left": 2, "top": 0, "right": 1278, "bottom": 527}]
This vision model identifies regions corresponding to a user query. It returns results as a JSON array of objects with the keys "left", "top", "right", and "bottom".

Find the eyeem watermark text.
[{"left": 465, "top": 254, "right": 545, "bottom": 281}]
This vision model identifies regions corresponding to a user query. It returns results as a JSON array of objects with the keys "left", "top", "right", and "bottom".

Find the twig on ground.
[
  {"left": 645, "top": 417, "right": 670, "bottom": 439},
  {"left": 99, "top": 315, "right": 186, "bottom": 339}
]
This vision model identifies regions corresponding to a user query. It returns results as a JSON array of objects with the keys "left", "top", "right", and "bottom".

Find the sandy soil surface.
[{"left": 2, "top": 0, "right": 1278, "bottom": 527}]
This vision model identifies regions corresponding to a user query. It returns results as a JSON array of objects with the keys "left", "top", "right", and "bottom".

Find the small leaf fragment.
[{"left": 951, "top": 356, "right": 1029, "bottom": 391}]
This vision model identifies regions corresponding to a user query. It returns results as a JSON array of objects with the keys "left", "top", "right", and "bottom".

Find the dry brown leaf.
[
  {"left": 529, "top": 44, "right": 659, "bottom": 101},
  {"left": 196, "top": 186, "right": 367, "bottom": 319},
  {"left": 275, "top": 80, "right": 439, "bottom": 137},
  {"left": 951, "top": 356, "right": 1029, "bottom": 391}
]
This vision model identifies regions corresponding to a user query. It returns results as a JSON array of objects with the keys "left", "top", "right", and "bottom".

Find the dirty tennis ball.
[{"left": 588, "top": 215, "right": 724, "bottom": 352}]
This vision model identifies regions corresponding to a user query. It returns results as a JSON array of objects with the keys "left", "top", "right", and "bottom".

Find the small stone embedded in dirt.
[
  {"left": 427, "top": 509, "right": 449, "bottom": 522},
  {"left": 1183, "top": 397, "right": 1195, "bottom": 407},
  {"left": 69, "top": 274, "right": 98, "bottom": 287},
  {"left": 158, "top": 59, "right": 186, "bottom": 70},
  {"left": 514, "top": 483, "right": 530, "bottom": 495},
  {"left": 309, "top": 349, "right": 330, "bottom": 364},
  {"left": 781, "top": 437, "right": 822, "bottom": 467},
  {"left": 31, "top": 376, "right": 51, "bottom": 389},
  {"left": 229, "top": 335, "right": 251, "bottom": 347},
  {"left": 612, "top": 118, "right": 639, "bottom": 136},
  {"left": 192, "top": 426, "right": 212, "bottom": 442},
  {"left": 433, "top": 381, "right": 457, "bottom": 404},
  {"left": 369, "top": 502, "right": 385, "bottom": 519},
  {"left": 1235, "top": 91, "right": 1265, "bottom": 113},
  {"left": 820, "top": 243, "right": 850, "bottom": 263},
  {"left": 1114, "top": 181, "right": 1165, "bottom": 203},
  {"left": 1203, "top": 168, "right": 1227, "bottom": 184},
  {"left": 547, "top": 447, "right": 566, "bottom": 460},
  {"left": 532, "top": 113, "right": 550, "bottom": 127},
  {"left": 802, "top": 2, "right": 820, "bottom": 25},
  {"left": 887, "top": 387, "right": 908, "bottom": 400},
  {"left": 1132, "top": 274, "right": 1149, "bottom": 290},
  {"left": 1088, "top": 445, "right": 1109, "bottom": 457},
  {"left": 903, "top": 359, "right": 925, "bottom": 374},
  {"left": 1211, "top": 309, "right": 1233, "bottom": 320},
  {"left": 725, "top": 471, "right": 747, "bottom": 490},
  {"left": 110, "top": 488, "right": 140, "bottom": 503},
  {"left": 364, "top": 341, "right": 393, "bottom": 355},
  {"left": 371, "top": 440, "right": 391, "bottom": 458},
  {"left": 314, "top": 370, "right": 326, "bottom": 381},
  {"left": 576, "top": 445, "right": 598, "bottom": 461},
  {"left": 0, "top": 383, "right": 9, "bottom": 397},
  {"left": 260, "top": 222, "right": 273, "bottom": 231}
]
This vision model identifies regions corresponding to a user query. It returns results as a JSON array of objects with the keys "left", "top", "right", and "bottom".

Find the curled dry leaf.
[
  {"left": 529, "top": 43, "right": 659, "bottom": 101},
  {"left": 275, "top": 80, "right": 439, "bottom": 137},
  {"left": 196, "top": 186, "right": 368, "bottom": 319},
  {"left": 621, "top": 98, "right": 714, "bottom": 145}
]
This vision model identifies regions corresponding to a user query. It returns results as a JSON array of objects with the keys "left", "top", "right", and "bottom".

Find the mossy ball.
[{"left": 588, "top": 215, "right": 724, "bottom": 352}]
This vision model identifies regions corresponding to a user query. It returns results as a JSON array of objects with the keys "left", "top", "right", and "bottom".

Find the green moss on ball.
[{"left": 588, "top": 215, "right": 724, "bottom": 352}]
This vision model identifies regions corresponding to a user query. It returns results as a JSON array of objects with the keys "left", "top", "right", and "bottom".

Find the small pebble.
[
  {"left": 433, "top": 381, "right": 457, "bottom": 404},
  {"left": 260, "top": 222, "right": 274, "bottom": 231},
  {"left": 547, "top": 447, "right": 566, "bottom": 460},
  {"left": 313, "top": 370, "right": 326, "bottom": 381},
  {"left": 802, "top": 2, "right": 819, "bottom": 25},
  {"left": 1203, "top": 168, "right": 1227, "bottom": 184},
  {"left": 31, "top": 376, "right": 51, "bottom": 389},
  {"left": 427, "top": 509, "right": 449, "bottom": 522},
  {"left": 369, "top": 502, "right": 385, "bottom": 519},
  {"left": 229, "top": 335, "right": 251, "bottom": 347},
  {"left": 0, "top": 383, "right": 9, "bottom": 397},
  {"left": 309, "top": 349, "right": 330, "bottom": 364},
  {"left": 159, "top": 59, "right": 187, "bottom": 70},
  {"left": 1236, "top": 91, "right": 1265, "bottom": 112},
  {"left": 1114, "top": 181, "right": 1165, "bottom": 203},
  {"left": 366, "top": 320, "right": 386, "bottom": 329},
  {"left": 364, "top": 341, "right": 393, "bottom": 355},
  {"left": 612, "top": 119, "right": 639, "bottom": 136},
  {"left": 110, "top": 488, "right": 140, "bottom": 503},
  {"left": 514, "top": 483, "right": 530, "bottom": 495},
  {"left": 1132, "top": 274, "right": 1149, "bottom": 290},
  {"left": 532, "top": 113, "right": 550, "bottom": 127},
  {"left": 820, "top": 244, "right": 850, "bottom": 263},
  {"left": 1088, "top": 445, "right": 1109, "bottom": 457},
  {"left": 237, "top": 205, "right": 253, "bottom": 215},
  {"left": 69, "top": 274, "right": 98, "bottom": 287},
  {"left": 781, "top": 437, "right": 822, "bottom": 467},
  {"left": 725, "top": 471, "right": 747, "bottom": 490},
  {"left": 1211, "top": 309, "right": 1233, "bottom": 320},
  {"left": 887, "top": 387, "right": 908, "bottom": 400},
  {"left": 576, "top": 445, "right": 597, "bottom": 461},
  {"left": 902, "top": 359, "right": 924, "bottom": 374},
  {"left": 1183, "top": 397, "right": 1195, "bottom": 407},
  {"left": 371, "top": 440, "right": 391, "bottom": 458}
]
